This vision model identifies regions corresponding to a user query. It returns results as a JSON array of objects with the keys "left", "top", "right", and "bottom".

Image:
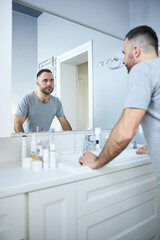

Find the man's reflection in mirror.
[{"left": 14, "top": 69, "right": 72, "bottom": 133}]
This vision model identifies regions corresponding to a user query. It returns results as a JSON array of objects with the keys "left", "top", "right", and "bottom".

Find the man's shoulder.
[
  {"left": 20, "top": 92, "right": 35, "bottom": 105},
  {"left": 130, "top": 58, "right": 160, "bottom": 76},
  {"left": 136, "top": 57, "right": 160, "bottom": 69},
  {"left": 22, "top": 92, "right": 34, "bottom": 99}
]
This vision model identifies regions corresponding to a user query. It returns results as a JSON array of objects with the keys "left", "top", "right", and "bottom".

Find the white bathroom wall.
[
  {"left": 20, "top": 0, "right": 129, "bottom": 40},
  {"left": 93, "top": 37, "right": 127, "bottom": 129},
  {"left": 0, "top": 0, "right": 12, "bottom": 137},
  {"left": 129, "top": 0, "right": 160, "bottom": 40},
  {"left": 12, "top": 11, "right": 38, "bottom": 114},
  {"left": 37, "top": 13, "right": 128, "bottom": 130}
]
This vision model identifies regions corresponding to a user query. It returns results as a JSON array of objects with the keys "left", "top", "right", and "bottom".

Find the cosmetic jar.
[
  {"left": 22, "top": 157, "right": 32, "bottom": 169},
  {"left": 32, "top": 160, "right": 42, "bottom": 171}
]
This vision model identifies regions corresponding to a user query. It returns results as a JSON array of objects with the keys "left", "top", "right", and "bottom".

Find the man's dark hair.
[
  {"left": 37, "top": 69, "right": 52, "bottom": 78},
  {"left": 125, "top": 25, "right": 159, "bottom": 55}
]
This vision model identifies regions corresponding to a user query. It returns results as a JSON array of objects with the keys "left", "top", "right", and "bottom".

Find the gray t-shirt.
[
  {"left": 124, "top": 57, "right": 160, "bottom": 188},
  {"left": 16, "top": 92, "right": 64, "bottom": 132}
]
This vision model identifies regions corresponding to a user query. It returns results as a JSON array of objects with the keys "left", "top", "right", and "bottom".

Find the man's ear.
[
  {"left": 36, "top": 81, "right": 39, "bottom": 87},
  {"left": 133, "top": 45, "right": 141, "bottom": 58}
]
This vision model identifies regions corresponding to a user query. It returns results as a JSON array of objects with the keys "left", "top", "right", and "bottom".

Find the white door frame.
[{"left": 56, "top": 40, "right": 93, "bottom": 130}]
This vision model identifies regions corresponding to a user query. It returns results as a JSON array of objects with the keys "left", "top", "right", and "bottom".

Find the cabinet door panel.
[
  {"left": 0, "top": 194, "right": 25, "bottom": 240},
  {"left": 77, "top": 164, "right": 157, "bottom": 217},
  {"left": 28, "top": 183, "right": 76, "bottom": 240},
  {"left": 77, "top": 189, "right": 160, "bottom": 240},
  {"left": 135, "top": 225, "right": 160, "bottom": 240}
]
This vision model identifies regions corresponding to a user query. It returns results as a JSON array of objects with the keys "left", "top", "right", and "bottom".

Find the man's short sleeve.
[
  {"left": 124, "top": 63, "right": 152, "bottom": 110},
  {"left": 15, "top": 96, "right": 29, "bottom": 116},
  {"left": 56, "top": 99, "right": 64, "bottom": 118}
]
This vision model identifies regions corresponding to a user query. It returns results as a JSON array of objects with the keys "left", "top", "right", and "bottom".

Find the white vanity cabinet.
[
  {"left": 77, "top": 164, "right": 160, "bottom": 240},
  {"left": 28, "top": 183, "right": 76, "bottom": 240},
  {"left": 1, "top": 156, "right": 160, "bottom": 240},
  {"left": 0, "top": 194, "right": 26, "bottom": 240}
]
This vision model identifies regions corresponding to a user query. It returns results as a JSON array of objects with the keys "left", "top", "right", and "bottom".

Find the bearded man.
[
  {"left": 14, "top": 69, "right": 72, "bottom": 133},
  {"left": 79, "top": 25, "right": 160, "bottom": 189}
]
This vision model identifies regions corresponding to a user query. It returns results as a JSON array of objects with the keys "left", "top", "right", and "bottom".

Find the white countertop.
[{"left": 0, "top": 147, "right": 151, "bottom": 199}]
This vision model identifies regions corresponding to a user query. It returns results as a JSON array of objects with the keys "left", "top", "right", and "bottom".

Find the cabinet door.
[
  {"left": 77, "top": 189, "right": 160, "bottom": 240},
  {"left": 28, "top": 183, "right": 76, "bottom": 240},
  {"left": 0, "top": 194, "right": 25, "bottom": 240},
  {"left": 77, "top": 164, "right": 157, "bottom": 217}
]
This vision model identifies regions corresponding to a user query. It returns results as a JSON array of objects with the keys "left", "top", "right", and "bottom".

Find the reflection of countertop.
[{"left": 0, "top": 146, "right": 152, "bottom": 199}]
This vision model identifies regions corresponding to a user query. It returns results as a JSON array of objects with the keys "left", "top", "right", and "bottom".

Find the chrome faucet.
[{"left": 83, "top": 134, "right": 99, "bottom": 152}]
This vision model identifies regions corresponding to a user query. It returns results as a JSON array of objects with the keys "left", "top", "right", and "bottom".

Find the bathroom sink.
[
  {"left": 57, "top": 152, "right": 87, "bottom": 172},
  {"left": 110, "top": 145, "right": 145, "bottom": 164},
  {"left": 57, "top": 145, "right": 146, "bottom": 172},
  {"left": 57, "top": 150, "right": 101, "bottom": 172},
  {"left": 58, "top": 150, "right": 100, "bottom": 161}
]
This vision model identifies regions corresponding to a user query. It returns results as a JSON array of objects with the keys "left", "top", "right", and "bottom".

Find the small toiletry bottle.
[
  {"left": 43, "top": 148, "right": 49, "bottom": 168},
  {"left": 95, "top": 128, "right": 102, "bottom": 150},
  {"left": 21, "top": 135, "right": 27, "bottom": 160},
  {"left": 36, "top": 126, "right": 39, "bottom": 132},
  {"left": 39, "top": 145, "right": 43, "bottom": 162},
  {"left": 36, "top": 139, "right": 42, "bottom": 160},
  {"left": 30, "top": 134, "right": 37, "bottom": 161},
  {"left": 49, "top": 143, "right": 56, "bottom": 169}
]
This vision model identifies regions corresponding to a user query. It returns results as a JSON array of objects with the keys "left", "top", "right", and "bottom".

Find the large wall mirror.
[{"left": 12, "top": 0, "right": 127, "bottom": 134}]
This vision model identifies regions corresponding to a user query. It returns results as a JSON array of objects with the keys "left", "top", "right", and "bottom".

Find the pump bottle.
[
  {"left": 21, "top": 135, "right": 28, "bottom": 160},
  {"left": 30, "top": 134, "right": 37, "bottom": 161},
  {"left": 43, "top": 148, "right": 49, "bottom": 168},
  {"left": 49, "top": 143, "right": 56, "bottom": 169}
]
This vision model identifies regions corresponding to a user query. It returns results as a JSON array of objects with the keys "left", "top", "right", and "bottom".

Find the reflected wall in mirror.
[
  {"left": 12, "top": 1, "right": 127, "bottom": 134},
  {"left": 56, "top": 41, "right": 93, "bottom": 131},
  {"left": 38, "top": 41, "right": 93, "bottom": 131}
]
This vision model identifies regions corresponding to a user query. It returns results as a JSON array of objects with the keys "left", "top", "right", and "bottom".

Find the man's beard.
[
  {"left": 40, "top": 86, "right": 54, "bottom": 95},
  {"left": 126, "top": 54, "right": 136, "bottom": 73}
]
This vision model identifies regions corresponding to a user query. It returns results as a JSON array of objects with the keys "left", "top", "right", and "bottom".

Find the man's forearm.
[
  {"left": 14, "top": 116, "right": 26, "bottom": 133},
  {"left": 14, "top": 124, "right": 24, "bottom": 133},
  {"left": 62, "top": 120, "right": 72, "bottom": 131},
  {"left": 94, "top": 108, "right": 145, "bottom": 169},
  {"left": 96, "top": 125, "right": 132, "bottom": 168},
  {"left": 58, "top": 116, "right": 72, "bottom": 131}
]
